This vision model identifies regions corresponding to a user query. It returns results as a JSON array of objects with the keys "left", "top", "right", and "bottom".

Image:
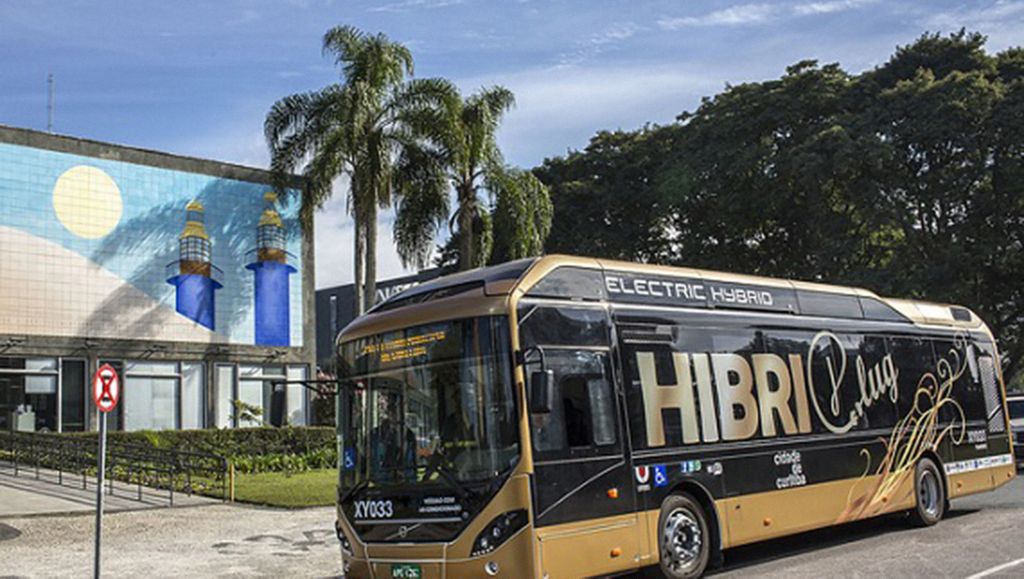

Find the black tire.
[
  {"left": 908, "top": 457, "right": 946, "bottom": 527},
  {"left": 651, "top": 493, "right": 711, "bottom": 579}
]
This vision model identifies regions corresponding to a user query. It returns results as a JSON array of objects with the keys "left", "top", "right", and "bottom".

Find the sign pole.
[
  {"left": 91, "top": 363, "right": 119, "bottom": 579},
  {"left": 94, "top": 410, "right": 107, "bottom": 579}
]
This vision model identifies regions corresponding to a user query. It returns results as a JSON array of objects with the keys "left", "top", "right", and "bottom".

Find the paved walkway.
[
  {"left": 1, "top": 503, "right": 341, "bottom": 578},
  {"left": 0, "top": 460, "right": 341, "bottom": 577},
  {"left": 0, "top": 461, "right": 217, "bottom": 518}
]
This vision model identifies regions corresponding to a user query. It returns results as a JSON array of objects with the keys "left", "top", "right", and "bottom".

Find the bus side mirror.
[{"left": 530, "top": 370, "right": 555, "bottom": 413}]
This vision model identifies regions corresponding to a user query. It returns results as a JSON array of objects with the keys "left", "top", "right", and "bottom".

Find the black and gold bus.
[{"left": 334, "top": 256, "right": 1015, "bottom": 579}]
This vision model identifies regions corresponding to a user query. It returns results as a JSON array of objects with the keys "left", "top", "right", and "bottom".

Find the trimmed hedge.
[{"left": 61, "top": 426, "right": 337, "bottom": 474}]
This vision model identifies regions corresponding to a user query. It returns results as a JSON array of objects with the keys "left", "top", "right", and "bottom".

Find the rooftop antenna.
[{"left": 47, "top": 73, "right": 54, "bottom": 132}]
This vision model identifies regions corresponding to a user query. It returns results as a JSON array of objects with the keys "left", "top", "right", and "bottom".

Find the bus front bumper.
[{"left": 341, "top": 524, "right": 535, "bottom": 579}]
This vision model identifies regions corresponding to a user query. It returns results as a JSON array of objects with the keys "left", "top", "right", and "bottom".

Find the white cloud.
[
  {"left": 314, "top": 189, "right": 422, "bottom": 289},
  {"left": 174, "top": 123, "right": 269, "bottom": 169},
  {"left": 658, "top": 0, "right": 878, "bottom": 29},
  {"left": 596, "top": 23, "right": 640, "bottom": 43},
  {"left": 658, "top": 3, "right": 778, "bottom": 29},
  {"left": 313, "top": 186, "right": 354, "bottom": 289},
  {"left": 369, "top": 0, "right": 466, "bottom": 13},
  {"left": 457, "top": 64, "right": 719, "bottom": 166},
  {"left": 922, "top": 1, "right": 1024, "bottom": 51},
  {"left": 557, "top": 22, "right": 642, "bottom": 66},
  {"left": 793, "top": 0, "right": 876, "bottom": 16},
  {"left": 225, "top": 8, "right": 261, "bottom": 26}
]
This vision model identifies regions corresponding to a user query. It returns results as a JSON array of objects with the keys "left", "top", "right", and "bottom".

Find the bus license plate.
[{"left": 391, "top": 563, "right": 422, "bottom": 578}]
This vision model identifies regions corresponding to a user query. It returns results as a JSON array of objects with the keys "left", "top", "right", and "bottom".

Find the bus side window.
[
  {"left": 562, "top": 375, "right": 591, "bottom": 447},
  {"left": 974, "top": 340, "right": 1007, "bottom": 434},
  {"left": 530, "top": 380, "right": 568, "bottom": 453},
  {"left": 529, "top": 350, "right": 617, "bottom": 457},
  {"left": 520, "top": 304, "right": 618, "bottom": 458},
  {"left": 933, "top": 338, "right": 986, "bottom": 423},
  {"left": 587, "top": 372, "right": 617, "bottom": 446},
  {"left": 560, "top": 369, "right": 617, "bottom": 448},
  {"left": 838, "top": 333, "right": 897, "bottom": 430},
  {"left": 887, "top": 336, "right": 934, "bottom": 419}
]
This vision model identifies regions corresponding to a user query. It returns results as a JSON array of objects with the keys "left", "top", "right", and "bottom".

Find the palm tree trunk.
[
  {"left": 353, "top": 214, "right": 365, "bottom": 317},
  {"left": 364, "top": 203, "right": 378, "bottom": 312},
  {"left": 458, "top": 182, "right": 476, "bottom": 271}
]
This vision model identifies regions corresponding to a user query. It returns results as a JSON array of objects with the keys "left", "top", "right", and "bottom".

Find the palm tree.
[
  {"left": 265, "top": 25, "right": 455, "bottom": 314},
  {"left": 447, "top": 87, "right": 516, "bottom": 270},
  {"left": 489, "top": 167, "right": 553, "bottom": 263},
  {"left": 392, "top": 86, "right": 550, "bottom": 271}
]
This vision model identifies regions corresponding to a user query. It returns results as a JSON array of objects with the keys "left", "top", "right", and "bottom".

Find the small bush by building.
[{"left": 61, "top": 426, "right": 337, "bottom": 474}]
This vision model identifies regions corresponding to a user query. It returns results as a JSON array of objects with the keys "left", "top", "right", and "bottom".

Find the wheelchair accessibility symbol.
[
  {"left": 343, "top": 448, "right": 356, "bottom": 470},
  {"left": 653, "top": 464, "right": 668, "bottom": 488}
]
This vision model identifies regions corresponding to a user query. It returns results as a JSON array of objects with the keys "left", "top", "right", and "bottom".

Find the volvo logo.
[{"left": 397, "top": 525, "right": 409, "bottom": 539}]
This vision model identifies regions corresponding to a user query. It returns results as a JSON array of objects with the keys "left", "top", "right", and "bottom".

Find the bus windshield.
[{"left": 337, "top": 316, "right": 519, "bottom": 492}]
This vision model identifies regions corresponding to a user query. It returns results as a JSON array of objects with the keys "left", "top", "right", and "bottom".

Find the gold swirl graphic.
[{"left": 838, "top": 333, "right": 968, "bottom": 523}]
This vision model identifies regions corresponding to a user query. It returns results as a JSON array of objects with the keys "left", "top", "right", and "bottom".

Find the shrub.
[{"left": 60, "top": 426, "right": 337, "bottom": 474}]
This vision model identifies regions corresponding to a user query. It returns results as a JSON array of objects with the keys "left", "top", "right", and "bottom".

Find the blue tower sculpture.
[
  {"left": 247, "top": 191, "right": 295, "bottom": 346},
  {"left": 167, "top": 200, "right": 221, "bottom": 330}
]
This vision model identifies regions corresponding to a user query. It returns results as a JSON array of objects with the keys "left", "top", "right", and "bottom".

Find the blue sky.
[{"left": 2, "top": 0, "right": 1022, "bottom": 287}]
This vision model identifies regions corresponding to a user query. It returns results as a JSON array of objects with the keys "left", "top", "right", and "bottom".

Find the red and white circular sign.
[{"left": 92, "top": 364, "right": 120, "bottom": 413}]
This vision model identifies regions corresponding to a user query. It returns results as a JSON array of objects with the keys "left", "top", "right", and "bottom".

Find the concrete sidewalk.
[
  {"left": 0, "top": 461, "right": 218, "bottom": 518},
  {"left": 1, "top": 502, "right": 341, "bottom": 578}
]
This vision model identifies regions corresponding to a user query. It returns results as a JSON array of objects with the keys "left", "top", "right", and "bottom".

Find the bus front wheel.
[
  {"left": 908, "top": 457, "right": 946, "bottom": 527},
  {"left": 651, "top": 493, "right": 710, "bottom": 579}
]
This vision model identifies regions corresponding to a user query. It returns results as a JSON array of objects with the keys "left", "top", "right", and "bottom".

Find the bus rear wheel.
[
  {"left": 653, "top": 493, "right": 710, "bottom": 579},
  {"left": 908, "top": 457, "right": 946, "bottom": 527}
]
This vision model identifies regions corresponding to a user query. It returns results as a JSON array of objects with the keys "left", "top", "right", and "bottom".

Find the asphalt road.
[
  {"left": 1, "top": 474, "right": 1022, "bottom": 578},
  {"left": 710, "top": 474, "right": 1024, "bottom": 578}
]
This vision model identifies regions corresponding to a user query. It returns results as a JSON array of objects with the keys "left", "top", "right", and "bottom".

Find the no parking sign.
[
  {"left": 92, "top": 363, "right": 120, "bottom": 578},
  {"left": 92, "top": 364, "right": 120, "bottom": 413}
]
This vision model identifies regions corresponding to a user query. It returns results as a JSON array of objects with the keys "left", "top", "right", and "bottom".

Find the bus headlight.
[
  {"left": 335, "top": 520, "right": 353, "bottom": 555},
  {"left": 471, "top": 510, "right": 527, "bottom": 557}
]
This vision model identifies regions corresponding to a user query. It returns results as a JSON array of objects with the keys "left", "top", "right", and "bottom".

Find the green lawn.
[{"left": 231, "top": 469, "right": 338, "bottom": 508}]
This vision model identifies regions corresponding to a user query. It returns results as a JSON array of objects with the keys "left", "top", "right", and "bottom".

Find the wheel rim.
[
  {"left": 661, "top": 507, "right": 702, "bottom": 573},
  {"left": 919, "top": 468, "right": 941, "bottom": 518}
]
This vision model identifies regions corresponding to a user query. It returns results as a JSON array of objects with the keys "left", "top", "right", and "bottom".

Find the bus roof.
[{"left": 342, "top": 254, "right": 984, "bottom": 342}]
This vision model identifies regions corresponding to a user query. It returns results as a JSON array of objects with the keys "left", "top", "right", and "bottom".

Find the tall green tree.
[
  {"left": 489, "top": 167, "right": 553, "bottom": 263},
  {"left": 536, "top": 127, "right": 679, "bottom": 262},
  {"left": 858, "top": 32, "right": 1023, "bottom": 383},
  {"left": 537, "top": 31, "right": 1024, "bottom": 387},
  {"left": 449, "top": 87, "right": 515, "bottom": 270},
  {"left": 393, "top": 86, "right": 552, "bottom": 271},
  {"left": 265, "top": 25, "right": 455, "bottom": 314},
  {"left": 670, "top": 60, "right": 875, "bottom": 280},
  {"left": 425, "top": 165, "right": 553, "bottom": 270}
]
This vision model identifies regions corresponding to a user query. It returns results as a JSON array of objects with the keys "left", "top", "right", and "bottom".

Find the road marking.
[{"left": 967, "top": 557, "right": 1024, "bottom": 579}]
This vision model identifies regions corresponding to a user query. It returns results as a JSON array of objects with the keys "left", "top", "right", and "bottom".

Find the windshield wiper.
[
  {"left": 421, "top": 451, "right": 476, "bottom": 498},
  {"left": 340, "top": 479, "right": 369, "bottom": 504},
  {"left": 432, "top": 462, "right": 473, "bottom": 498}
]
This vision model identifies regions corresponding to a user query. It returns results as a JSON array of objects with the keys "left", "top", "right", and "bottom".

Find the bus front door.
[{"left": 521, "top": 305, "right": 640, "bottom": 578}]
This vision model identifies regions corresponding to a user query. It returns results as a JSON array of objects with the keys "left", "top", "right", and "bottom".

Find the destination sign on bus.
[{"left": 360, "top": 330, "right": 447, "bottom": 364}]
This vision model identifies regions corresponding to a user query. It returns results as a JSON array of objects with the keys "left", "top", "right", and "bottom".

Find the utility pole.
[{"left": 47, "top": 73, "right": 55, "bottom": 132}]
